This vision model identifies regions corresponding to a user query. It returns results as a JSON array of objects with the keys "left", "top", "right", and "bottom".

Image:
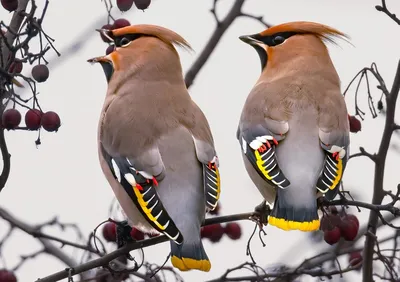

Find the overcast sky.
[{"left": 0, "top": 0, "right": 400, "bottom": 281}]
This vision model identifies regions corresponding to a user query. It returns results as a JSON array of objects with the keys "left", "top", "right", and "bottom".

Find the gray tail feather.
[
  {"left": 269, "top": 189, "right": 320, "bottom": 231},
  {"left": 170, "top": 240, "right": 211, "bottom": 272}
]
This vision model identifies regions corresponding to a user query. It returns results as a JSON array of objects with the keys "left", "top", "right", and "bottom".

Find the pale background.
[{"left": 0, "top": 0, "right": 400, "bottom": 281}]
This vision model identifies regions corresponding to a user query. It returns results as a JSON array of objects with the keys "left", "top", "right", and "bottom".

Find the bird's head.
[
  {"left": 87, "top": 24, "right": 193, "bottom": 83},
  {"left": 239, "top": 21, "right": 350, "bottom": 72}
]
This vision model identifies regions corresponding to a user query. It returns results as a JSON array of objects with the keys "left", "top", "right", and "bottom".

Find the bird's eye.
[
  {"left": 273, "top": 35, "right": 286, "bottom": 45},
  {"left": 120, "top": 37, "right": 131, "bottom": 47}
]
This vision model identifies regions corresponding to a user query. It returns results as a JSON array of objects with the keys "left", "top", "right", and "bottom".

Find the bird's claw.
[
  {"left": 250, "top": 200, "right": 271, "bottom": 228},
  {"left": 115, "top": 220, "right": 135, "bottom": 261}
]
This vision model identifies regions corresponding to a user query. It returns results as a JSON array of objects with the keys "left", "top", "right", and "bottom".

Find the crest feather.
[
  {"left": 260, "top": 21, "right": 350, "bottom": 45},
  {"left": 111, "top": 24, "right": 193, "bottom": 51}
]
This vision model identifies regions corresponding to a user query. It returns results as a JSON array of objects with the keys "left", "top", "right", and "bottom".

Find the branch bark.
[{"left": 362, "top": 60, "right": 400, "bottom": 281}]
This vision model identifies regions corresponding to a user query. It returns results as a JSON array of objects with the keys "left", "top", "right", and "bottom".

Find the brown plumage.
[
  {"left": 88, "top": 24, "right": 220, "bottom": 272},
  {"left": 237, "top": 21, "right": 350, "bottom": 232}
]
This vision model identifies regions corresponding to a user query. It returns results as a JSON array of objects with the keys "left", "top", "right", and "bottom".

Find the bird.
[
  {"left": 87, "top": 24, "right": 221, "bottom": 272},
  {"left": 236, "top": 21, "right": 350, "bottom": 232}
]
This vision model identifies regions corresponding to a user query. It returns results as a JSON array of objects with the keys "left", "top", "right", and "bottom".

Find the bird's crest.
[
  {"left": 111, "top": 24, "right": 193, "bottom": 52},
  {"left": 260, "top": 21, "right": 350, "bottom": 46}
]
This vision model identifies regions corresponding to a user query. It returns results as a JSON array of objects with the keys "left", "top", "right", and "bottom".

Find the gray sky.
[{"left": 0, "top": 0, "right": 400, "bottom": 281}]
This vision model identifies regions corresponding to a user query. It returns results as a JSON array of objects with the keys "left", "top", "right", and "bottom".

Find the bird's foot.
[
  {"left": 250, "top": 200, "right": 271, "bottom": 228},
  {"left": 115, "top": 220, "right": 135, "bottom": 261}
]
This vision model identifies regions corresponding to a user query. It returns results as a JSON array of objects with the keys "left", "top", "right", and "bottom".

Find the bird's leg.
[
  {"left": 115, "top": 220, "right": 135, "bottom": 261},
  {"left": 250, "top": 200, "right": 271, "bottom": 228}
]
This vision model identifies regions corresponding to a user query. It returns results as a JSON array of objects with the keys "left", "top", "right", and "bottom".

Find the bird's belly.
[{"left": 276, "top": 110, "right": 325, "bottom": 190}]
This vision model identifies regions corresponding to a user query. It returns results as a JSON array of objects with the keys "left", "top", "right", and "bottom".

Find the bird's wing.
[
  {"left": 189, "top": 104, "right": 221, "bottom": 212},
  {"left": 237, "top": 83, "right": 291, "bottom": 189},
  {"left": 317, "top": 92, "right": 350, "bottom": 200},
  {"left": 100, "top": 144, "right": 184, "bottom": 244}
]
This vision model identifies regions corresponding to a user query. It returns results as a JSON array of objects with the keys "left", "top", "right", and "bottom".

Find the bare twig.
[
  {"left": 184, "top": 0, "right": 272, "bottom": 88},
  {"left": 0, "top": 207, "right": 90, "bottom": 280},
  {"left": 375, "top": 0, "right": 400, "bottom": 25}
]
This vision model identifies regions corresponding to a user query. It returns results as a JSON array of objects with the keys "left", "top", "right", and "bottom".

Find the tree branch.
[
  {"left": 0, "top": 207, "right": 90, "bottom": 280},
  {"left": 0, "top": 0, "right": 30, "bottom": 68},
  {"left": 375, "top": 0, "right": 400, "bottom": 25},
  {"left": 363, "top": 60, "right": 400, "bottom": 281},
  {"left": 184, "top": 0, "right": 245, "bottom": 88}
]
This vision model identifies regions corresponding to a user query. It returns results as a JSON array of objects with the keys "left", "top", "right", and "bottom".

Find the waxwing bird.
[
  {"left": 87, "top": 24, "right": 221, "bottom": 272},
  {"left": 237, "top": 21, "right": 350, "bottom": 232}
]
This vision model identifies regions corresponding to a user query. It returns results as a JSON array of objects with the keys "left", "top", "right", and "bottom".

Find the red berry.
[
  {"left": 323, "top": 226, "right": 341, "bottom": 245},
  {"left": 348, "top": 115, "right": 361, "bottom": 133},
  {"left": 117, "top": 0, "right": 134, "bottom": 11},
  {"left": 41, "top": 111, "right": 61, "bottom": 132},
  {"left": 224, "top": 223, "right": 242, "bottom": 240},
  {"left": 32, "top": 64, "right": 49, "bottom": 83},
  {"left": 348, "top": 252, "right": 362, "bottom": 269},
  {"left": 339, "top": 219, "right": 358, "bottom": 241},
  {"left": 102, "top": 222, "right": 117, "bottom": 242},
  {"left": 209, "top": 203, "right": 220, "bottom": 215},
  {"left": 201, "top": 224, "right": 224, "bottom": 243},
  {"left": 113, "top": 19, "right": 131, "bottom": 29},
  {"left": 25, "top": 109, "right": 42, "bottom": 130},
  {"left": 320, "top": 214, "right": 341, "bottom": 232},
  {"left": 105, "top": 45, "right": 115, "bottom": 55},
  {"left": 1, "top": 0, "right": 18, "bottom": 12},
  {"left": 345, "top": 214, "right": 359, "bottom": 229},
  {"left": 134, "top": 0, "right": 151, "bottom": 10},
  {"left": 100, "top": 24, "right": 113, "bottom": 43},
  {"left": 9, "top": 59, "right": 22, "bottom": 73},
  {"left": 130, "top": 227, "right": 145, "bottom": 241},
  {"left": 2, "top": 109, "right": 21, "bottom": 129},
  {"left": 0, "top": 269, "right": 17, "bottom": 282}
]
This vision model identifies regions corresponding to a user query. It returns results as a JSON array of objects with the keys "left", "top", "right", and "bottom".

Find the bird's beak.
[
  {"left": 96, "top": 28, "right": 114, "bottom": 43},
  {"left": 87, "top": 55, "right": 112, "bottom": 64},
  {"left": 239, "top": 34, "right": 263, "bottom": 46}
]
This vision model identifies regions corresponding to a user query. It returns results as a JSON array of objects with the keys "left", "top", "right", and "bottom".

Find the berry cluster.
[
  {"left": 320, "top": 207, "right": 363, "bottom": 270},
  {"left": 200, "top": 204, "right": 242, "bottom": 243},
  {"left": 1, "top": 1, "right": 60, "bottom": 136},
  {"left": 116, "top": 0, "right": 151, "bottom": 12},
  {"left": 321, "top": 206, "right": 359, "bottom": 245},
  {"left": 102, "top": 221, "right": 158, "bottom": 243},
  {"left": 2, "top": 109, "right": 60, "bottom": 132}
]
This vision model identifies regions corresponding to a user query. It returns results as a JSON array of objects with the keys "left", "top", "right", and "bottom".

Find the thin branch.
[
  {"left": 185, "top": 0, "right": 245, "bottom": 88},
  {"left": 238, "top": 13, "right": 271, "bottom": 28},
  {"left": 0, "top": 207, "right": 90, "bottom": 280},
  {"left": 375, "top": 0, "right": 400, "bottom": 25},
  {"left": 0, "top": 129, "right": 11, "bottom": 192},
  {"left": 349, "top": 146, "right": 377, "bottom": 162}
]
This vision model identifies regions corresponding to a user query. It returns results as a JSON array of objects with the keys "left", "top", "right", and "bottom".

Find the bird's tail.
[
  {"left": 170, "top": 240, "right": 211, "bottom": 272},
  {"left": 268, "top": 188, "right": 320, "bottom": 232}
]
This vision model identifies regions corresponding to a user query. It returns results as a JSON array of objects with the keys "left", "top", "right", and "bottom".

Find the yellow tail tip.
[
  {"left": 171, "top": 256, "right": 211, "bottom": 272},
  {"left": 268, "top": 216, "right": 320, "bottom": 232}
]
